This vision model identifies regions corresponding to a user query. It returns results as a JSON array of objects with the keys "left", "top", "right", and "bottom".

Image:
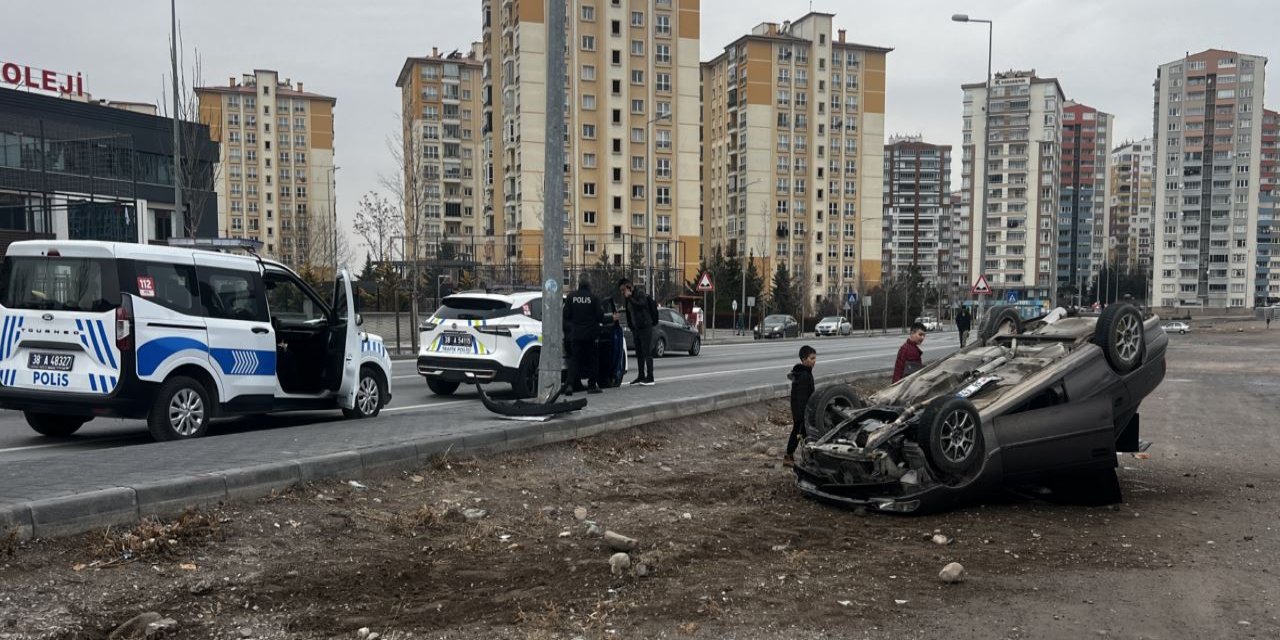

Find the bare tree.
[
  {"left": 353, "top": 191, "right": 403, "bottom": 311},
  {"left": 298, "top": 213, "right": 350, "bottom": 286},
  {"left": 380, "top": 112, "right": 440, "bottom": 351},
  {"left": 161, "top": 25, "right": 220, "bottom": 239}
]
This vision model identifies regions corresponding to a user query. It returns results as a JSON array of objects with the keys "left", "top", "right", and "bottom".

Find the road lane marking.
[
  {"left": 0, "top": 435, "right": 140, "bottom": 454},
  {"left": 383, "top": 399, "right": 470, "bottom": 413}
]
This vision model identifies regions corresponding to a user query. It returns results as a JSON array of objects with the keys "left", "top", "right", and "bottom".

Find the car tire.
[
  {"left": 1093, "top": 303, "right": 1145, "bottom": 374},
  {"left": 688, "top": 337, "right": 701, "bottom": 356},
  {"left": 803, "top": 384, "right": 866, "bottom": 442},
  {"left": 343, "top": 366, "right": 386, "bottom": 419},
  {"left": 1180, "top": 329, "right": 1187, "bottom": 335},
  {"left": 655, "top": 337, "right": 667, "bottom": 358},
  {"left": 978, "top": 306, "right": 1023, "bottom": 345},
  {"left": 148, "top": 376, "right": 213, "bottom": 442},
  {"left": 916, "top": 396, "right": 984, "bottom": 478},
  {"left": 24, "top": 412, "right": 89, "bottom": 438},
  {"left": 514, "top": 351, "right": 540, "bottom": 399},
  {"left": 426, "top": 378, "right": 460, "bottom": 396}
]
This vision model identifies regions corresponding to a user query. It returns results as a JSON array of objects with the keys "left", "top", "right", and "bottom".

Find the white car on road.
[
  {"left": 1162, "top": 321, "right": 1191, "bottom": 335},
  {"left": 815, "top": 316, "right": 853, "bottom": 336},
  {"left": 915, "top": 316, "right": 941, "bottom": 331}
]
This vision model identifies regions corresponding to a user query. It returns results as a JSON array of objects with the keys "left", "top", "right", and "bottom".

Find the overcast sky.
[{"left": 9, "top": 0, "right": 1278, "bottom": 263}]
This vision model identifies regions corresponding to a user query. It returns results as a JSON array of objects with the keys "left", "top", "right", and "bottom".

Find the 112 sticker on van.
[{"left": 137, "top": 276, "right": 156, "bottom": 298}]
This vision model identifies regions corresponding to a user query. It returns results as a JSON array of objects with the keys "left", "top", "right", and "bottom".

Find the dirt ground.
[{"left": 1, "top": 332, "right": 1278, "bottom": 639}]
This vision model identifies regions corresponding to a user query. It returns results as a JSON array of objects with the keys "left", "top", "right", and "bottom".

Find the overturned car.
[{"left": 794, "top": 303, "right": 1167, "bottom": 514}]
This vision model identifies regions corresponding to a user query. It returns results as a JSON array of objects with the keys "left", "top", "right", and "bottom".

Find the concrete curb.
[{"left": 3, "top": 369, "right": 889, "bottom": 542}]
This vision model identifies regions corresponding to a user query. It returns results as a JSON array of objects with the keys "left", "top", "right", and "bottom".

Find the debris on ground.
[{"left": 939, "top": 562, "right": 967, "bottom": 584}]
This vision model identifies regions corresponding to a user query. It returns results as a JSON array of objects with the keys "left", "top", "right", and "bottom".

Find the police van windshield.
[
  {"left": 0, "top": 256, "right": 121, "bottom": 312},
  {"left": 436, "top": 296, "right": 519, "bottom": 321}
]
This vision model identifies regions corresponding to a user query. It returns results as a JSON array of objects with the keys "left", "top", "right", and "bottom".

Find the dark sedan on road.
[
  {"left": 623, "top": 306, "right": 702, "bottom": 357},
  {"left": 754, "top": 314, "right": 800, "bottom": 340},
  {"left": 794, "top": 304, "right": 1167, "bottom": 514}
]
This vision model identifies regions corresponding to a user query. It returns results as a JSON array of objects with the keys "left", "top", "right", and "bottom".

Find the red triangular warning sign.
[
  {"left": 696, "top": 271, "right": 714, "bottom": 292},
  {"left": 971, "top": 274, "right": 992, "bottom": 296}
]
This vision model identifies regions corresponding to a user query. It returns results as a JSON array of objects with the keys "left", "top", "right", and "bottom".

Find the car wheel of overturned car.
[
  {"left": 426, "top": 378, "right": 460, "bottom": 396},
  {"left": 803, "top": 384, "right": 866, "bottom": 442},
  {"left": 24, "top": 412, "right": 89, "bottom": 438},
  {"left": 688, "top": 337, "right": 701, "bottom": 356},
  {"left": 978, "top": 305, "right": 1023, "bottom": 345},
  {"left": 916, "top": 396, "right": 984, "bottom": 478},
  {"left": 514, "top": 351, "right": 540, "bottom": 399},
  {"left": 1094, "top": 303, "right": 1145, "bottom": 373}
]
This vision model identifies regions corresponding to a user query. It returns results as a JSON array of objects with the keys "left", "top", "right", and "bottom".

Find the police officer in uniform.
[{"left": 564, "top": 277, "right": 604, "bottom": 394}]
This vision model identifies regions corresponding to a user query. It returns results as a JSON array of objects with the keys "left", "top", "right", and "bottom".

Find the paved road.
[{"left": 0, "top": 331, "right": 956, "bottom": 463}]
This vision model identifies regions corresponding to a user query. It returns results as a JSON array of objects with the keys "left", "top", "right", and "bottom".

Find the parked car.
[
  {"left": 815, "top": 316, "right": 853, "bottom": 336},
  {"left": 794, "top": 304, "right": 1167, "bottom": 514},
  {"left": 622, "top": 306, "right": 701, "bottom": 357},
  {"left": 754, "top": 314, "right": 800, "bottom": 340},
  {"left": 1162, "top": 321, "right": 1191, "bottom": 335},
  {"left": 0, "top": 240, "right": 391, "bottom": 442},
  {"left": 418, "top": 291, "right": 629, "bottom": 397},
  {"left": 915, "top": 316, "right": 941, "bottom": 331}
]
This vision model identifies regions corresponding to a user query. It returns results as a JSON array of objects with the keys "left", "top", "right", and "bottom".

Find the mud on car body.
[{"left": 794, "top": 304, "right": 1167, "bottom": 514}]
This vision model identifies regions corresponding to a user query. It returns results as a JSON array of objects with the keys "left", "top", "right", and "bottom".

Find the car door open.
[{"left": 332, "top": 270, "right": 359, "bottom": 410}]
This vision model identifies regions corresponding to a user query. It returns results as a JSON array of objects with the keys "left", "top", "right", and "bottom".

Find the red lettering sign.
[
  {"left": 0, "top": 60, "right": 83, "bottom": 96},
  {"left": 137, "top": 276, "right": 156, "bottom": 298}
]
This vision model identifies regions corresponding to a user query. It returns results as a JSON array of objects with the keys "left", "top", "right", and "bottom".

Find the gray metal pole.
[
  {"left": 538, "top": 0, "right": 567, "bottom": 402},
  {"left": 977, "top": 20, "right": 992, "bottom": 322},
  {"left": 170, "top": 0, "right": 182, "bottom": 233}
]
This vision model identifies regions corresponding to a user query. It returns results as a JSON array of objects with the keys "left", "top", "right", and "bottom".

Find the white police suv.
[
  {"left": 417, "top": 291, "right": 545, "bottom": 397},
  {"left": 0, "top": 241, "right": 392, "bottom": 441}
]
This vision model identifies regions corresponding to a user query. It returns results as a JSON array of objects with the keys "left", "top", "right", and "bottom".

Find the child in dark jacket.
[{"left": 785, "top": 345, "right": 817, "bottom": 467}]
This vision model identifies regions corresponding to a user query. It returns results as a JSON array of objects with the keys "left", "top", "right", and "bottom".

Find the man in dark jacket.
[
  {"left": 618, "top": 278, "right": 658, "bottom": 386},
  {"left": 785, "top": 345, "right": 817, "bottom": 467},
  {"left": 564, "top": 278, "right": 604, "bottom": 394},
  {"left": 955, "top": 306, "right": 972, "bottom": 348}
]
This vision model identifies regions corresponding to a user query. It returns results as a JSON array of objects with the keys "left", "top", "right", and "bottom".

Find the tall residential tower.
[{"left": 1058, "top": 101, "right": 1113, "bottom": 298}]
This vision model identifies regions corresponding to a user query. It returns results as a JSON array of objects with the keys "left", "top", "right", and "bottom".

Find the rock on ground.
[
  {"left": 939, "top": 562, "right": 966, "bottom": 584},
  {"left": 603, "top": 531, "right": 638, "bottom": 552},
  {"left": 107, "top": 612, "right": 163, "bottom": 640},
  {"left": 609, "top": 552, "right": 631, "bottom": 575}
]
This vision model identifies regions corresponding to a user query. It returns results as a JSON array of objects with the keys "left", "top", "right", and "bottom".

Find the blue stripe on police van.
[
  {"left": 84, "top": 318, "right": 106, "bottom": 367},
  {"left": 210, "top": 348, "right": 276, "bottom": 376},
  {"left": 1, "top": 316, "right": 12, "bottom": 361},
  {"left": 136, "top": 337, "right": 209, "bottom": 377},
  {"left": 93, "top": 320, "right": 117, "bottom": 370},
  {"left": 89, "top": 375, "right": 97, "bottom": 391}
]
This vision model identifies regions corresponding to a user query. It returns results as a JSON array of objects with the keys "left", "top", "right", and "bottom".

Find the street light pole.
[
  {"left": 328, "top": 165, "right": 340, "bottom": 273},
  {"left": 953, "top": 13, "right": 994, "bottom": 327},
  {"left": 169, "top": 0, "right": 182, "bottom": 234}
]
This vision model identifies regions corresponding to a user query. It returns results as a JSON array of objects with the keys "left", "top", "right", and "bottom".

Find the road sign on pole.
[
  {"left": 696, "top": 271, "right": 714, "bottom": 292},
  {"left": 972, "top": 274, "right": 992, "bottom": 296},
  {"left": 846, "top": 292, "right": 858, "bottom": 308},
  {"left": 732, "top": 299, "right": 738, "bottom": 311},
  {"left": 747, "top": 296, "right": 756, "bottom": 307},
  {"left": 1006, "top": 290, "right": 1019, "bottom": 304}
]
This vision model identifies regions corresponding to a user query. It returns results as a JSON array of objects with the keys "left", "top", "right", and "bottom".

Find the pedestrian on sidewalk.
[
  {"left": 784, "top": 345, "right": 817, "bottom": 467},
  {"left": 955, "top": 306, "right": 972, "bottom": 348},
  {"left": 893, "top": 322, "right": 927, "bottom": 383},
  {"left": 565, "top": 278, "right": 604, "bottom": 395},
  {"left": 618, "top": 278, "right": 658, "bottom": 386}
]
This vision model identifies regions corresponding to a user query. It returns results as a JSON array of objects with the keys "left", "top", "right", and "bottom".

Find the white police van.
[
  {"left": 0, "top": 240, "right": 392, "bottom": 441},
  {"left": 417, "top": 290, "right": 627, "bottom": 397}
]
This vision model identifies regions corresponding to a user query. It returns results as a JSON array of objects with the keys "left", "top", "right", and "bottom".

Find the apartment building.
[
  {"left": 1259, "top": 109, "right": 1278, "bottom": 306},
  {"left": 395, "top": 45, "right": 487, "bottom": 265},
  {"left": 1109, "top": 138, "right": 1155, "bottom": 277},
  {"left": 481, "top": 0, "right": 701, "bottom": 288},
  {"left": 945, "top": 190, "right": 970, "bottom": 306},
  {"left": 1152, "top": 49, "right": 1266, "bottom": 309},
  {"left": 961, "top": 70, "right": 1064, "bottom": 303},
  {"left": 702, "top": 12, "right": 889, "bottom": 309},
  {"left": 882, "top": 135, "right": 952, "bottom": 283},
  {"left": 1058, "top": 101, "right": 1113, "bottom": 297},
  {"left": 197, "top": 71, "right": 336, "bottom": 269}
]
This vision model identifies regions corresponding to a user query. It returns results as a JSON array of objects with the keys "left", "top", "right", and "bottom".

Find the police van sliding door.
[{"left": 192, "top": 254, "right": 276, "bottom": 401}]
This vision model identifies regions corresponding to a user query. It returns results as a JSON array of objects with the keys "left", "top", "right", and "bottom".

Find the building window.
[
  {"left": 581, "top": 64, "right": 596, "bottom": 81},
  {"left": 582, "top": 35, "right": 596, "bottom": 51},
  {"left": 583, "top": 182, "right": 597, "bottom": 196},
  {"left": 632, "top": 156, "right": 646, "bottom": 171},
  {"left": 655, "top": 14, "right": 671, "bottom": 36},
  {"left": 584, "top": 210, "right": 597, "bottom": 225},
  {"left": 631, "top": 40, "right": 644, "bottom": 56},
  {"left": 632, "top": 185, "right": 645, "bottom": 199},
  {"left": 631, "top": 11, "right": 643, "bottom": 26},
  {"left": 656, "top": 187, "right": 672, "bottom": 206},
  {"left": 583, "top": 152, "right": 597, "bottom": 168},
  {"left": 582, "top": 123, "right": 596, "bottom": 139},
  {"left": 631, "top": 70, "right": 644, "bottom": 85},
  {"left": 656, "top": 129, "right": 672, "bottom": 150},
  {"left": 631, "top": 98, "right": 645, "bottom": 114},
  {"left": 657, "top": 215, "right": 671, "bottom": 233},
  {"left": 581, "top": 5, "right": 595, "bottom": 21},
  {"left": 656, "top": 158, "right": 671, "bottom": 178},
  {"left": 655, "top": 44, "right": 671, "bottom": 65},
  {"left": 631, "top": 127, "right": 645, "bottom": 143},
  {"left": 655, "top": 73, "right": 671, "bottom": 92},
  {"left": 582, "top": 94, "right": 596, "bottom": 110}
]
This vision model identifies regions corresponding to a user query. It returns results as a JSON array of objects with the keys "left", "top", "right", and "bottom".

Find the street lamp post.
[
  {"left": 646, "top": 111, "right": 672, "bottom": 296},
  {"left": 952, "top": 13, "right": 994, "bottom": 328},
  {"left": 326, "top": 165, "right": 340, "bottom": 272},
  {"left": 739, "top": 177, "right": 765, "bottom": 335}
]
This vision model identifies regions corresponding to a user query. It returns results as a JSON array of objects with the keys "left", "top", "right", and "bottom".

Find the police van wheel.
[
  {"left": 343, "top": 367, "right": 386, "bottom": 419},
  {"left": 149, "top": 376, "right": 211, "bottom": 441},
  {"left": 24, "top": 412, "right": 89, "bottom": 438}
]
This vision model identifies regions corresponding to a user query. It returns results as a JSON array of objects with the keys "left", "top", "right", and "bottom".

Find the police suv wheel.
[
  {"left": 148, "top": 376, "right": 212, "bottom": 441},
  {"left": 344, "top": 367, "right": 386, "bottom": 419},
  {"left": 24, "top": 412, "right": 89, "bottom": 438}
]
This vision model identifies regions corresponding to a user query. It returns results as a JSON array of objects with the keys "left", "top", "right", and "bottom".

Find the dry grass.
[
  {"left": 89, "top": 509, "right": 221, "bottom": 564},
  {"left": 0, "top": 528, "right": 17, "bottom": 559}
]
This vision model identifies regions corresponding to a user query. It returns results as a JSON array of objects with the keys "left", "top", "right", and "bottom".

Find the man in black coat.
[
  {"left": 955, "top": 306, "right": 972, "bottom": 348},
  {"left": 564, "top": 278, "right": 604, "bottom": 394},
  {"left": 618, "top": 278, "right": 658, "bottom": 386}
]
